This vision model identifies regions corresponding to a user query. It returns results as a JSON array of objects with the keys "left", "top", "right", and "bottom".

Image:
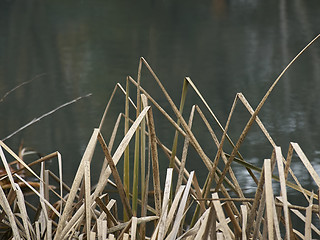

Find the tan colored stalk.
[
  {"left": 241, "top": 205, "right": 248, "bottom": 240},
  {"left": 292, "top": 142, "right": 320, "bottom": 187},
  {"left": 185, "top": 77, "right": 255, "bottom": 181},
  {"left": 54, "top": 129, "right": 99, "bottom": 239},
  {"left": 158, "top": 168, "right": 173, "bottom": 240},
  {"left": 0, "top": 141, "right": 41, "bottom": 182},
  {"left": 15, "top": 184, "right": 32, "bottom": 240},
  {"left": 304, "top": 193, "right": 314, "bottom": 240},
  {"left": 164, "top": 185, "right": 185, "bottom": 236},
  {"left": 146, "top": 107, "right": 162, "bottom": 216},
  {"left": 132, "top": 59, "right": 142, "bottom": 216},
  {"left": 128, "top": 76, "right": 187, "bottom": 138},
  {"left": 124, "top": 77, "right": 130, "bottom": 221},
  {"left": 0, "top": 146, "right": 17, "bottom": 191},
  {"left": 141, "top": 59, "right": 213, "bottom": 172},
  {"left": 84, "top": 159, "right": 91, "bottom": 239},
  {"left": 195, "top": 104, "right": 245, "bottom": 199},
  {"left": 175, "top": 105, "right": 195, "bottom": 194},
  {"left": 277, "top": 197, "right": 320, "bottom": 236},
  {"left": 166, "top": 171, "right": 194, "bottom": 240},
  {"left": 169, "top": 79, "right": 188, "bottom": 169},
  {"left": 275, "top": 146, "right": 290, "bottom": 239},
  {"left": 264, "top": 159, "right": 274, "bottom": 240},
  {"left": 0, "top": 186, "right": 20, "bottom": 239},
  {"left": 55, "top": 108, "right": 150, "bottom": 237},
  {"left": 211, "top": 192, "right": 233, "bottom": 240},
  {"left": 98, "top": 132, "right": 132, "bottom": 218},
  {"left": 98, "top": 113, "right": 122, "bottom": 184},
  {"left": 131, "top": 217, "right": 138, "bottom": 240},
  {"left": 194, "top": 208, "right": 210, "bottom": 240},
  {"left": 140, "top": 94, "right": 148, "bottom": 239},
  {"left": 99, "top": 84, "right": 119, "bottom": 130},
  {"left": 58, "top": 109, "right": 150, "bottom": 235}
]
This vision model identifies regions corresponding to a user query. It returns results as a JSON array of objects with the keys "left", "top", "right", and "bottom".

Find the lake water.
[{"left": 1, "top": 0, "right": 320, "bottom": 211}]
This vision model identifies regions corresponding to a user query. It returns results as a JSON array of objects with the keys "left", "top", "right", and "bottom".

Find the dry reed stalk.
[
  {"left": 84, "top": 159, "right": 91, "bottom": 239},
  {"left": 211, "top": 192, "right": 233, "bottom": 239},
  {"left": 95, "top": 197, "right": 118, "bottom": 226},
  {"left": 305, "top": 193, "right": 314, "bottom": 240},
  {"left": 140, "top": 94, "right": 149, "bottom": 239},
  {"left": 184, "top": 77, "right": 244, "bottom": 162},
  {"left": 146, "top": 107, "right": 162, "bottom": 217},
  {"left": 99, "top": 84, "right": 122, "bottom": 130},
  {"left": 98, "top": 132, "right": 132, "bottom": 218},
  {"left": 0, "top": 186, "right": 20, "bottom": 239},
  {"left": 277, "top": 198, "right": 320, "bottom": 237},
  {"left": 292, "top": 142, "right": 320, "bottom": 188},
  {"left": 0, "top": 141, "right": 41, "bottom": 183},
  {"left": 240, "top": 205, "right": 248, "bottom": 240},
  {"left": 195, "top": 105, "right": 245, "bottom": 200},
  {"left": 264, "top": 159, "right": 274, "bottom": 240},
  {"left": 128, "top": 76, "right": 187, "bottom": 138},
  {"left": 132, "top": 76, "right": 141, "bottom": 217},
  {"left": 275, "top": 146, "right": 291, "bottom": 240},
  {"left": 117, "top": 218, "right": 132, "bottom": 240},
  {"left": 163, "top": 185, "right": 185, "bottom": 236},
  {"left": 0, "top": 146, "right": 17, "bottom": 192},
  {"left": 98, "top": 113, "right": 122, "bottom": 187},
  {"left": 124, "top": 77, "right": 130, "bottom": 221},
  {"left": 194, "top": 208, "right": 210, "bottom": 240},
  {"left": 166, "top": 171, "right": 194, "bottom": 240},
  {"left": 108, "top": 113, "right": 122, "bottom": 152},
  {"left": 252, "top": 151, "right": 275, "bottom": 238},
  {"left": 53, "top": 107, "right": 152, "bottom": 237},
  {"left": 131, "top": 216, "right": 138, "bottom": 240},
  {"left": 157, "top": 168, "right": 173, "bottom": 240},
  {"left": 93, "top": 106, "right": 150, "bottom": 199},
  {"left": 54, "top": 128, "right": 99, "bottom": 239},
  {"left": 191, "top": 174, "right": 206, "bottom": 214},
  {"left": 107, "top": 216, "right": 158, "bottom": 234},
  {"left": 187, "top": 77, "right": 261, "bottom": 188},
  {"left": 131, "top": 59, "right": 213, "bottom": 172},
  {"left": 169, "top": 79, "right": 188, "bottom": 169},
  {"left": 15, "top": 184, "right": 33, "bottom": 240},
  {"left": 175, "top": 105, "right": 194, "bottom": 195}
]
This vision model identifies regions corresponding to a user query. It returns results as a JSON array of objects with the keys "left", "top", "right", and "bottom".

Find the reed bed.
[{"left": 1, "top": 35, "right": 320, "bottom": 239}]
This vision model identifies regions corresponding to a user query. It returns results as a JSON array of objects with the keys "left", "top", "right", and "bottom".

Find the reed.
[{"left": 1, "top": 34, "right": 320, "bottom": 239}]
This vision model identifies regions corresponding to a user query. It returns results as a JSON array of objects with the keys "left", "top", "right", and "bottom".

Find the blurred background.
[{"left": 0, "top": 0, "right": 320, "bottom": 198}]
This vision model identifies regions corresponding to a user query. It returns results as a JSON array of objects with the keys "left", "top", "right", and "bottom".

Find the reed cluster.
[{"left": 1, "top": 35, "right": 320, "bottom": 239}]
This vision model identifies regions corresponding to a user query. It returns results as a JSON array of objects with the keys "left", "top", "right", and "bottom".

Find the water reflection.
[{"left": 1, "top": 0, "right": 320, "bottom": 194}]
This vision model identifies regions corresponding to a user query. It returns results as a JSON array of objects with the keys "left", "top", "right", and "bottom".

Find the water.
[{"left": 1, "top": 0, "right": 320, "bottom": 210}]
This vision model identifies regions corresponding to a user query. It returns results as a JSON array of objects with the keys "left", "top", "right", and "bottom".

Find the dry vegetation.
[{"left": 1, "top": 34, "right": 320, "bottom": 239}]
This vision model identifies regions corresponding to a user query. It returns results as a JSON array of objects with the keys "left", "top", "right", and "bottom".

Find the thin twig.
[
  {"left": 2, "top": 93, "right": 92, "bottom": 141},
  {"left": 0, "top": 73, "right": 46, "bottom": 103}
]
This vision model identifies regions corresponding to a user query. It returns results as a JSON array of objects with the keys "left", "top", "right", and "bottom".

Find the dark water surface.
[{"left": 1, "top": 0, "right": 320, "bottom": 207}]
